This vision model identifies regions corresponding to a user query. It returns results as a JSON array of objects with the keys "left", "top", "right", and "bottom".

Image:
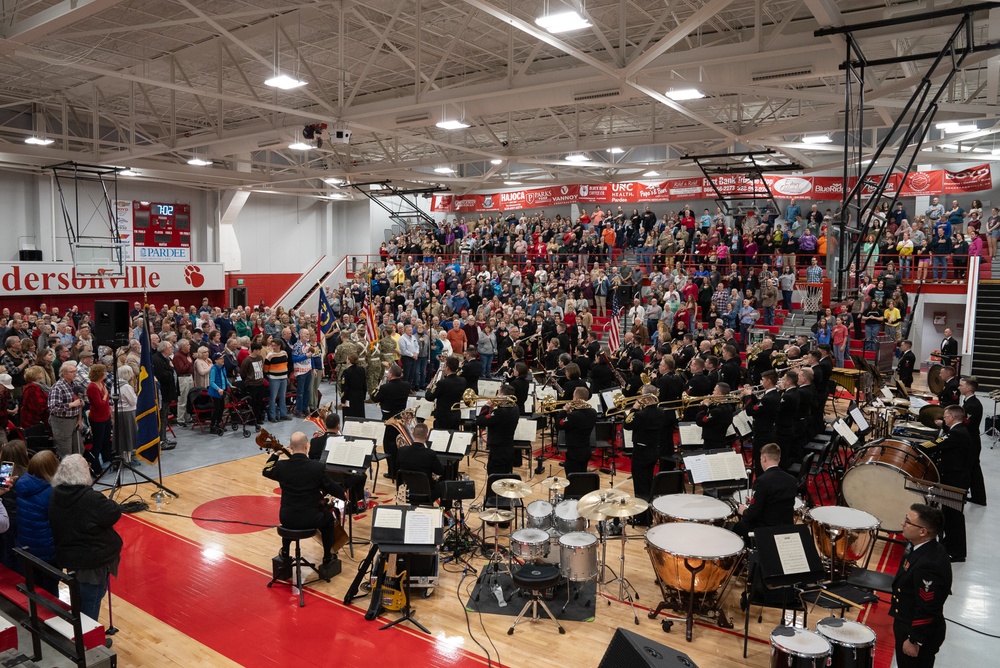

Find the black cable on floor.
[
  {"left": 945, "top": 617, "right": 1000, "bottom": 638},
  {"left": 458, "top": 571, "right": 493, "bottom": 667},
  {"left": 143, "top": 509, "right": 277, "bottom": 528},
  {"left": 471, "top": 574, "right": 501, "bottom": 668}
]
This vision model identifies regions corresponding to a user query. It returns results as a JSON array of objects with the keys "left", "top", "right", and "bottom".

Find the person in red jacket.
[{"left": 86, "top": 364, "right": 112, "bottom": 468}]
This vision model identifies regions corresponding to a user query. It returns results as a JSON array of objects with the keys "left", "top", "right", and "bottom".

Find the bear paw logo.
[{"left": 184, "top": 265, "right": 205, "bottom": 288}]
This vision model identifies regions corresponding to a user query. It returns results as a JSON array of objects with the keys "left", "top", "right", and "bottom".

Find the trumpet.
[
  {"left": 450, "top": 388, "right": 518, "bottom": 410},
  {"left": 538, "top": 397, "right": 592, "bottom": 414}
]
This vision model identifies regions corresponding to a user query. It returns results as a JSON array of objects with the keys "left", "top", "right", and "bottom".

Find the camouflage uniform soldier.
[
  {"left": 369, "top": 326, "right": 398, "bottom": 394},
  {"left": 334, "top": 332, "right": 363, "bottom": 391}
]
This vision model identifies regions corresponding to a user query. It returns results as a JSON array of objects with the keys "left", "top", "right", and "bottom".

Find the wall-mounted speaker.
[
  {"left": 19, "top": 250, "right": 42, "bottom": 261},
  {"left": 93, "top": 300, "right": 130, "bottom": 347}
]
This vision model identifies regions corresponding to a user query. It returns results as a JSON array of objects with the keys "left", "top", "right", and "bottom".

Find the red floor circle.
[{"left": 192, "top": 495, "right": 281, "bottom": 534}]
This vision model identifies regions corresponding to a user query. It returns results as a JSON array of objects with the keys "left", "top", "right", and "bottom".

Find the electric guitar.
[{"left": 364, "top": 485, "right": 409, "bottom": 618}]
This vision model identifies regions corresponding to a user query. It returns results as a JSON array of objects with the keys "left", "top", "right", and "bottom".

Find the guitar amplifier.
[{"left": 441, "top": 479, "right": 476, "bottom": 501}]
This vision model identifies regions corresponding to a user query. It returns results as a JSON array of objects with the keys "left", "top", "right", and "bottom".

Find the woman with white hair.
[
  {"left": 115, "top": 365, "right": 138, "bottom": 463},
  {"left": 49, "top": 454, "right": 123, "bottom": 620}
]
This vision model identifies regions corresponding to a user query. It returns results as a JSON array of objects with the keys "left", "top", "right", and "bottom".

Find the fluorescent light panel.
[
  {"left": 802, "top": 134, "right": 832, "bottom": 144},
  {"left": 643, "top": 171, "right": 660, "bottom": 177},
  {"left": 504, "top": 180, "right": 522, "bottom": 186},
  {"left": 434, "top": 166, "right": 456, "bottom": 174},
  {"left": 565, "top": 153, "right": 589, "bottom": 162},
  {"left": 490, "top": 159, "right": 504, "bottom": 165},
  {"left": 665, "top": 88, "right": 704, "bottom": 101},
  {"left": 436, "top": 120, "right": 470, "bottom": 130},
  {"left": 535, "top": 11, "right": 592, "bottom": 33},
  {"left": 941, "top": 124, "right": 978, "bottom": 134},
  {"left": 24, "top": 136, "right": 54, "bottom": 145},
  {"left": 187, "top": 157, "right": 211, "bottom": 166},
  {"left": 264, "top": 74, "right": 307, "bottom": 90},
  {"left": 288, "top": 141, "right": 312, "bottom": 150},
  {"left": 607, "top": 147, "right": 624, "bottom": 154}
]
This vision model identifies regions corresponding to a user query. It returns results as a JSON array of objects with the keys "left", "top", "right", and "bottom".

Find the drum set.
[{"left": 770, "top": 618, "right": 876, "bottom": 668}]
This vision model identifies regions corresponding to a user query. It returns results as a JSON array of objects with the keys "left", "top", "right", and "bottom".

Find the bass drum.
[
  {"left": 645, "top": 523, "right": 744, "bottom": 594},
  {"left": 815, "top": 617, "right": 876, "bottom": 668},
  {"left": 841, "top": 439, "right": 939, "bottom": 532},
  {"left": 770, "top": 626, "right": 832, "bottom": 668}
]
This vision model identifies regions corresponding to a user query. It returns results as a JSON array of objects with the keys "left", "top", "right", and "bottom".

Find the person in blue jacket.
[
  {"left": 208, "top": 352, "right": 232, "bottom": 436},
  {"left": 14, "top": 450, "right": 60, "bottom": 595}
]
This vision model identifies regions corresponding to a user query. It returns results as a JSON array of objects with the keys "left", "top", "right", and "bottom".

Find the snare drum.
[
  {"left": 770, "top": 626, "right": 832, "bottom": 668},
  {"left": 526, "top": 500, "right": 554, "bottom": 530},
  {"left": 841, "top": 438, "right": 939, "bottom": 532},
  {"left": 510, "top": 528, "right": 551, "bottom": 561},
  {"left": 732, "top": 489, "right": 807, "bottom": 522},
  {"left": 815, "top": 618, "right": 876, "bottom": 668},
  {"left": 558, "top": 532, "right": 598, "bottom": 582},
  {"left": 553, "top": 499, "right": 588, "bottom": 534},
  {"left": 645, "top": 523, "right": 744, "bottom": 594},
  {"left": 651, "top": 493, "right": 733, "bottom": 526},
  {"left": 806, "top": 506, "right": 879, "bottom": 576}
]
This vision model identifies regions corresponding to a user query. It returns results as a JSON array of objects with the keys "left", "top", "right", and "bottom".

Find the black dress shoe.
[{"left": 161, "top": 443, "right": 176, "bottom": 451}]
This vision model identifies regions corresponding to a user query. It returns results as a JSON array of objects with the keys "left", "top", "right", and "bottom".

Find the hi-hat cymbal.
[
  {"left": 577, "top": 489, "right": 628, "bottom": 520},
  {"left": 491, "top": 479, "right": 532, "bottom": 498},
  {"left": 600, "top": 496, "right": 650, "bottom": 518},
  {"left": 541, "top": 476, "right": 570, "bottom": 491},
  {"left": 479, "top": 508, "right": 516, "bottom": 523}
]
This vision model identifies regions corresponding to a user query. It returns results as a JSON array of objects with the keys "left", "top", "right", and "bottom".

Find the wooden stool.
[
  {"left": 507, "top": 564, "right": 565, "bottom": 635},
  {"left": 267, "top": 526, "right": 319, "bottom": 607}
]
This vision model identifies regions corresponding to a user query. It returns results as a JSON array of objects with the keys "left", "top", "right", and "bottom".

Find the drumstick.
[{"left": 817, "top": 588, "right": 861, "bottom": 609}]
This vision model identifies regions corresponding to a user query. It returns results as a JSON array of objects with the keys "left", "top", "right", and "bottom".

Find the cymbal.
[
  {"left": 918, "top": 404, "right": 945, "bottom": 429},
  {"left": 491, "top": 479, "right": 532, "bottom": 499},
  {"left": 600, "top": 496, "right": 650, "bottom": 518},
  {"left": 541, "top": 476, "right": 570, "bottom": 491},
  {"left": 577, "top": 489, "right": 627, "bottom": 520},
  {"left": 478, "top": 508, "right": 516, "bottom": 523}
]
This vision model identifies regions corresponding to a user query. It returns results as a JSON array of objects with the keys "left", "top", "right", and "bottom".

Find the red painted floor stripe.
[{"left": 113, "top": 515, "right": 492, "bottom": 668}]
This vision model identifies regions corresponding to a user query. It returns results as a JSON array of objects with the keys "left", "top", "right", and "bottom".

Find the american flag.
[
  {"left": 607, "top": 290, "right": 621, "bottom": 352},
  {"left": 363, "top": 293, "right": 379, "bottom": 349}
]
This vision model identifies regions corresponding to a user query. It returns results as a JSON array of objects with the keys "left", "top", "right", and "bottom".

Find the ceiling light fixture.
[
  {"left": 643, "top": 170, "right": 660, "bottom": 177},
  {"left": 24, "top": 136, "right": 54, "bottom": 146},
  {"left": 565, "top": 153, "right": 589, "bottom": 162},
  {"left": 434, "top": 166, "right": 456, "bottom": 174},
  {"left": 288, "top": 141, "right": 313, "bottom": 150},
  {"left": 535, "top": 11, "right": 592, "bottom": 33},
  {"left": 187, "top": 157, "right": 212, "bottom": 166},
  {"left": 264, "top": 74, "right": 307, "bottom": 90},
  {"left": 323, "top": 177, "right": 344, "bottom": 185},
  {"left": 941, "top": 124, "right": 978, "bottom": 134},
  {"left": 665, "top": 88, "right": 704, "bottom": 101},
  {"left": 490, "top": 159, "right": 504, "bottom": 165},
  {"left": 436, "top": 120, "right": 471, "bottom": 130},
  {"left": 504, "top": 180, "right": 522, "bottom": 186},
  {"left": 802, "top": 134, "right": 832, "bottom": 144},
  {"left": 118, "top": 168, "right": 139, "bottom": 176},
  {"left": 607, "top": 147, "right": 624, "bottom": 154},
  {"left": 934, "top": 121, "right": 958, "bottom": 129}
]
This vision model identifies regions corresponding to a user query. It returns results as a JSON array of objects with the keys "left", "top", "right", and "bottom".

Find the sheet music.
[
  {"left": 373, "top": 507, "right": 403, "bottom": 529},
  {"left": 710, "top": 451, "right": 748, "bottom": 480},
  {"left": 732, "top": 411, "right": 753, "bottom": 437},
  {"left": 683, "top": 455, "right": 712, "bottom": 484},
  {"left": 403, "top": 510, "right": 435, "bottom": 544},
  {"left": 411, "top": 506, "right": 442, "bottom": 529},
  {"left": 833, "top": 419, "right": 859, "bottom": 446},
  {"left": 343, "top": 420, "right": 384, "bottom": 441},
  {"left": 600, "top": 389, "right": 620, "bottom": 412},
  {"left": 534, "top": 385, "right": 557, "bottom": 402},
  {"left": 621, "top": 428, "right": 633, "bottom": 450},
  {"left": 526, "top": 394, "right": 535, "bottom": 414},
  {"left": 678, "top": 423, "right": 703, "bottom": 445},
  {"left": 323, "top": 436, "right": 346, "bottom": 464},
  {"left": 461, "top": 407, "right": 477, "bottom": 421},
  {"left": 449, "top": 431, "right": 473, "bottom": 455},
  {"left": 326, "top": 439, "right": 370, "bottom": 468},
  {"left": 413, "top": 398, "right": 434, "bottom": 420},
  {"left": 514, "top": 417, "right": 537, "bottom": 442},
  {"left": 479, "top": 380, "right": 501, "bottom": 397},
  {"left": 849, "top": 406, "right": 870, "bottom": 432},
  {"left": 726, "top": 424, "right": 737, "bottom": 437},
  {"left": 774, "top": 532, "right": 811, "bottom": 575},
  {"left": 909, "top": 396, "right": 929, "bottom": 411},
  {"left": 587, "top": 394, "right": 602, "bottom": 414},
  {"left": 881, "top": 387, "right": 894, "bottom": 401},
  {"left": 429, "top": 429, "right": 452, "bottom": 453}
]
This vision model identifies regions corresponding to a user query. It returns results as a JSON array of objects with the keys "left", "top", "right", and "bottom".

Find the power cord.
[
  {"left": 945, "top": 617, "right": 1000, "bottom": 638},
  {"left": 458, "top": 571, "right": 495, "bottom": 667}
]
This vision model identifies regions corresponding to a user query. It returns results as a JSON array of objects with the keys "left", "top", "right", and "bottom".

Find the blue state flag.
[
  {"left": 318, "top": 287, "right": 335, "bottom": 339},
  {"left": 135, "top": 318, "right": 161, "bottom": 465}
]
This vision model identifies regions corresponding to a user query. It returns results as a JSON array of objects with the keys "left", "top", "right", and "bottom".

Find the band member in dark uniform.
[
  {"left": 936, "top": 365, "right": 959, "bottom": 408},
  {"left": 809, "top": 349, "right": 830, "bottom": 434},
  {"left": 704, "top": 355, "right": 721, "bottom": 386},
  {"left": 733, "top": 443, "right": 797, "bottom": 542},
  {"left": 557, "top": 386, "right": 598, "bottom": 474},
  {"left": 589, "top": 353, "right": 616, "bottom": 391},
  {"left": 743, "top": 370, "right": 780, "bottom": 476},
  {"left": 461, "top": 349, "right": 482, "bottom": 394},
  {"left": 890, "top": 504, "right": 952, "bottom": 667},
  {"left": 674, "top": 334, "right": 696, "bottom": 371},
  {"left": 263, "top": 431, "right": 346, "bottom": 580},
  {"left": 309, "top": 411, "right": 341, "bottom": 460},
  {"left": 684, "top": 358, "right": 713, "bottom": 421},
  {"left": 959, "top": 377, "right": 986, "bottom": 506},
  {"left": 340, "top": 354, "right": 368, "bottom": 418},
  {"left": 623, "top": 359, "right": 644, "bottom": 397},
  {"left": 477, "top": 385, "right": 521, "bottom": 475},
  {"left": 560, "top": 363, "right": 587, "bottom": 402},
  {"left": 542, "top": 337, "right": 562, "bottom": 371},
  {"left": 695, "top": 383, "right": 735, "bottom": 450},
  {"left": 655, "top": 356, "right": 685, "bottom": 470},
  {"left": 509, "top": 362, "right": 532, "bottom": 415},
  {"left": 371, "top": 363, "right": 411, "bottom": 479},
  {"left": 425, "top": 355, "right": 466, "bottom": 430},
  {"left": 623, "top": 385, "right": 663, "bottom": 526},
  {"left": 796, "top": 366, "right": 819, "bottom": 444},
  {"left": 396, "top": 422, "right": 445, "bottom": 502},
  {"left": 939, "top": 327, "right": 958, "bottom": 366},
  {"left": 897, "top": 340, "right": 917, "bottom": 389},
  {"left": 572, "top": 344, "right": 592, "bottom": 380},
  {"left": 776, "top": 370, "right": 801, "bottom": 469},
  {"left": 719, "top": 345, "right": 743, "bottom": 390},
  {"left": 925, "top": 405, "right": 971, "bottom": 561}
]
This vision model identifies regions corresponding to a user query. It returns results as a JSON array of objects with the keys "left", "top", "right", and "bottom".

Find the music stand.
[{"left": 323, "top": 437, "right": 376, "bottom": 558}]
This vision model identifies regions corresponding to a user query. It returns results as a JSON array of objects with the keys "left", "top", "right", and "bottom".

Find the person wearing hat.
[
  {"left": 0, "top": 373, "right": 16, "bottom": 445},
  {"left": 207, "top": 352, "right": 231, "bottom": 436}
]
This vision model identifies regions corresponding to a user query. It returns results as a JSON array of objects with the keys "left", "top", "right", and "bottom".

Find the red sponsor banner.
[
  {"left": 429, "top": 165, "right": 992, "bottom": 212},
  {"left": 943, "top": 163, "right": 993, "bottom": 193}
]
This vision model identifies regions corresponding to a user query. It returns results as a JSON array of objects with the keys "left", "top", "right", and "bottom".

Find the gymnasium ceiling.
[{"left": 0, "top": 0, "right": 998, "bottom": 199}]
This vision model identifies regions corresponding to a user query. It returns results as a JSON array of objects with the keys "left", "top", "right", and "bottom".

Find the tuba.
[{"left": 385, "top": 408, "right": 416, "bottom": 447}]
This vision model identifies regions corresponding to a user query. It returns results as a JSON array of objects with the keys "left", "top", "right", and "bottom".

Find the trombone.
[
  {"left": 537, "top": 397, "right": 593, "bottom": 414},
  {"left": 604, "top": 393, "right": 661, "bottom": 417},
  {"left": 450, "top": 388, "right": 518, "bottom": 411}
]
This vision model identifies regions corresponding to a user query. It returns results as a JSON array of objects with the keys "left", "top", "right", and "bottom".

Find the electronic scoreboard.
[{"left": 132, "top": 201, "right": 191, "bottom": 258}]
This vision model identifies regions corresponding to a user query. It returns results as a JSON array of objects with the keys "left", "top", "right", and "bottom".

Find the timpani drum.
[
  {"left": 526, "top": 500, "right": 554, "bottom": 530},
  {"left": 651, "top": 493, "right": 733, "bottom": 526},
  {"left": 770, "top": 626, "right": 833, "bottom": 668},
  {"left": 731, "top": 489, "right": 807, "bottom": 522},
  {"left": 553, "top": 499, "right": 589, "bottom": 534},
  {"left": 841, "top": 438, "right": 939, "bottom": 532},
  {"left": 806, "top": 506, "right": 879, "bottom": 577},
  {"left": 815, "top": 618, "right": 876, "bottom": 668},
  {"left": 558, "top": 532, "right": 598, "bottom": 582},
  {"left": 645, "top": 523, "right": 745, "bottom": 594},
  {"left": 510, "top": 528, "right": 550, "bottom": 562}
]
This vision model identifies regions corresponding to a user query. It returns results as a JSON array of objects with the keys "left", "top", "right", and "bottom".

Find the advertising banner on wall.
[
  {"left": 0, "top": 262, "right": 224, "bottom": 296},
  {"left": 115, "top": 200, "right": 134, "bottom": 261},
  {"left": 430, "top": 164, "right": 993, "bottom": 212}
]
